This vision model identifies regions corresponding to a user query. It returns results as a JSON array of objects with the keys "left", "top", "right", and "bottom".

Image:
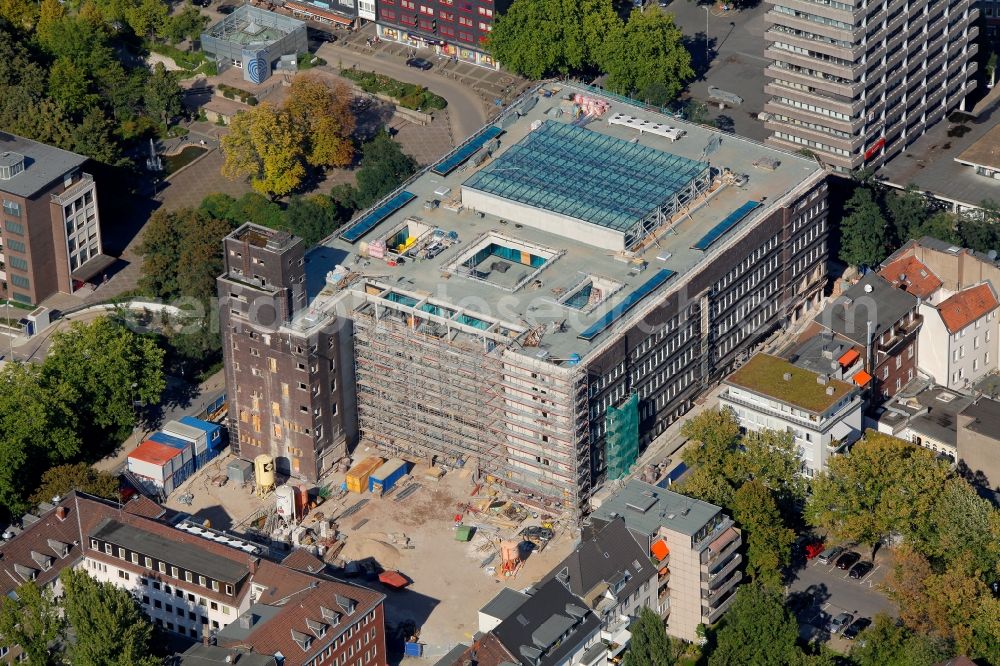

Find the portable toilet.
[
  {"left": 454, "top": 525, "right": 474, "bottom": 542},
  {"left": 369, "top": 459, "right": 409, "bottom": 494}
]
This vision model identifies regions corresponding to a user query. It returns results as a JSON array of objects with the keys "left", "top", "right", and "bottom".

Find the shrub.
[{"left": 340, "top": 69, "right": 447, "bottom": 111}]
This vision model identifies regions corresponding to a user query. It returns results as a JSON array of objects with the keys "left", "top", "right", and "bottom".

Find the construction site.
[
  {"left": 162, "top": 448, "right": 575, "bottom": 660},
  {"left": 222, "top": 81, "right": 830, "bottom": 522}
]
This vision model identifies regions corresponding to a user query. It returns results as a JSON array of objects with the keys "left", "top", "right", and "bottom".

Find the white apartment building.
[
  {"left": 721, "top": 353, "right": 864, "bottom": 476},
  {"left": 591, "top": 481, "right": 743, "bottom": 641},
  {"left": 918, "top": 282, "right": 1000, "bottom": 390},
  {"left": 764, "top": 0, "right": 979, "bottom": 173}
]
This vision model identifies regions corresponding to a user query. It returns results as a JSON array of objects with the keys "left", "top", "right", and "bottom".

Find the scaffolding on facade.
[{"left": 605, "top": 393, "right": 639, "bottom": 481}]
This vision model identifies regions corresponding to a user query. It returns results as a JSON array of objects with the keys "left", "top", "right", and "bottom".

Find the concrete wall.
[
  {"left": 957, "top": 413, "right": 1000, "bottom": 490},
  {"left": 461, "top": 188, "right": 627, "bottom": 252}
]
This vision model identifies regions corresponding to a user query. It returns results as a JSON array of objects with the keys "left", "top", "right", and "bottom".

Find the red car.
[{"left": 804, "top": 542, "right": 825, "bottom": 559}]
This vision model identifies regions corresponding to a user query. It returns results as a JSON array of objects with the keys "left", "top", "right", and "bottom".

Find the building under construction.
[{"left": 219, "top": 82, "right": 830, "bottom": 517}]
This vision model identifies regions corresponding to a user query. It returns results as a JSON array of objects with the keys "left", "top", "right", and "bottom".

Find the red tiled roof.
[
  {"left": 227, "top": 559, "right": 385, "bottom": 666},
  {"left": 879, "top": 255, "right": 943, "bottom": 299},
  {"left": 936, "top": 283, "right": 1000, "bottom": 334},
  {"left": 452, "top": 633, "right": 516, "bottom": 666},
  {"left": 281, "top": 548, "right": 328, "bottom": 574}
]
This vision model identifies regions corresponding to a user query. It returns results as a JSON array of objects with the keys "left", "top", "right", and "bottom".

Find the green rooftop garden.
[{"left": 726, "top": 353, "right": 855, "bottom": 414}]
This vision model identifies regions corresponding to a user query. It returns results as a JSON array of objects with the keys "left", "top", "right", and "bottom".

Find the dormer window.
[
  {"left": 320, "top": 605, "right": 341, "bottom": 625},
  {"left": 0, "top": 153, "right": 25, "bottom": 180},
  {"left": 14, "top": 564, "right": 36, "bottom": 581},
  {"left": 290, "top": 629, "right": 312, "bottom": 651},
  {"left": 306, "top": 618, "right": 328, "bottom": 638},
  {"left": 30, "top": 551, "right": 53, "bottom": 571}
]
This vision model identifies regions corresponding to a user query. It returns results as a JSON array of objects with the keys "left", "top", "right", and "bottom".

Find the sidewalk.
[{"left": 329, "top": 23, "right": 531, "bottom": 110}]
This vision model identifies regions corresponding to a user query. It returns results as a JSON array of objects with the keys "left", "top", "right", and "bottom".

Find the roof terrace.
[{"left": 296, "top": 82, "right": 825, "bottom": 363}]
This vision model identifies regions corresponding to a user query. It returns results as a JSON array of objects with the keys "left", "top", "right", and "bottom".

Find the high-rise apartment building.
[
  {"left": 763, "top": 0, "right": 979, "bottom": 172},
  {"left": 0, "top": 133, "right": 106, "bottom": 305},
  {"left": 217, "top": 224, "right": 354, "bottom": 481}
]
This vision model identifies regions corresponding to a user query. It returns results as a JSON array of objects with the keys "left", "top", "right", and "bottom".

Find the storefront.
[{"left": 374, "top": 25, "right": 498, "bottom": 69}]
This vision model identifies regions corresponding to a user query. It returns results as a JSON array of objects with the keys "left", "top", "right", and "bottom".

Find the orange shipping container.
[{"left": 346, "top": 456, "right": 384, "bottom": 493}]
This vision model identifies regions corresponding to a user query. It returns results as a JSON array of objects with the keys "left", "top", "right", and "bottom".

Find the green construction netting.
[{"left": 606, "top": 393, "right": 639, "bottom": 480}]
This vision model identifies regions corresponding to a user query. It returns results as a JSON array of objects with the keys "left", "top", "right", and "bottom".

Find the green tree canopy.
[
  {"left": 706, "top": 582, "right": 802, "bottom": 666},
  {"left": 599, "top": 9, "right": 692, "bottom": 104},
  {"left": 805, "top": 432, "right": 951, "bottom": 558},
  {"left": 838, "top": 187, "right": 888, "bottom": 268},
  {"left": 144, "top": 61, "right": 182, "bottom": 126},
  {"left": 44, "top": 317, "right": 166, "bottom": 442},
  {"left": 487, "top": 0, "right": 619, "bottom": 78},
  {"left": 850, "top": 615, "right": 952, "bottom": 666},
  {"left": 731, "top": 479, "right": 795, "bottom": 588},
  {"left": 29, "top": 462, "right": 120, "bottom": 505},
  {"left": 0, "top": 581, "right": 64, "bottom": 666},
  {"left": 222, "top": 102, "right": 307, "bottom": 198},
  {"left": 61, "top": 568, "right": 159, "bottom": 666},
  {"left": 622, "top": 606, "right": 675, "bottom": 666},
  {"left": 352, "top": 129, "right": 419, "bottom": 209}
]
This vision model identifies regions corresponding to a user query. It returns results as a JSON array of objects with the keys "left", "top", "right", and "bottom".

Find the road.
[
  {"left": 316, "top": 43, "right": 488, "bottom": 141},
  {"left": 94, "top": 370, "right": 227, "bottom": 474}
]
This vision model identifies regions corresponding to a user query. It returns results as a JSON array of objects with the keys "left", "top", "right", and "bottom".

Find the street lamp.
[{"left": 703, "top": 6, "right": 711, "bottom": 67}]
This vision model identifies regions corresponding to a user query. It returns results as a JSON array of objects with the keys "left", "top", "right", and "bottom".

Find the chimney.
[
  {"left": 826, "top": 386, "right": 835, "bottom": 395},
  {"left": 250, "top": 556, "right": 259, "bottom": 575},
  {"left": 783, "top": 372, "right": 792, "bottom": 381},
  {"left": 55, "top": 507, "right": 68, "bottom": 522},
  {"left": 817, "top": 375, "right": 828, "bottom": 385}
]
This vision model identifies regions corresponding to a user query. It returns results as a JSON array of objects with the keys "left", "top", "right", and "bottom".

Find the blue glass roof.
[
  {"left": 340, "top": 191, "right": 417, "bottom": 243},
  {"left": 431, "top": 125, "right": 504, "bottom": 176},
  {"left": 578, "top": 269, "right": 676, "bottom": 341},
  {"left": 691, "top": 200, "right": 761, "bottom": 251},
  {"left": 463, "top": 121, "right": 708, "bottom": 233}
]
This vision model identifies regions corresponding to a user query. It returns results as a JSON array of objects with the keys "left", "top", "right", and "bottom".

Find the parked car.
[
  {"left": 827, "top": 612, "right": 854, "bottom": 634},
  {"left": 817, "top": 545, "right": 844, "bottom": 565},
  {"left": 804, "top": 541, "right": 825, "bottom": 560},
  {"left": 842, "top": 617, "right": 871, "bottom": 640},
  {"left": 406, "top": 57, "right": 433, "bottom": 70},
  {"left": 192, "top": 0, "right": 211, "bottom": 6},
  {"left": 849, "top": 561, "right": 874, "bottom": 580},
  {"left": 218, "top": 4, "right": 236, "bottom": 13},
  {"left": 836, "top": 551, "right": 861, "bottom": 570}
]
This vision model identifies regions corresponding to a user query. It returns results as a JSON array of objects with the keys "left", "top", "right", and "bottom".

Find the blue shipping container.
[
  {"left": 179, "top": 416, "right": 225, "bottom": 451},
  {"left": 148, "top": 432, "right": 194, "bottom": 463},
  {"left": 170, "top": 457, "right": 196, "bottom": 488},
  {"left": 195, "top": 446, "right": 220, "bottom": 470},
  {"left": 369, "top": 459, "right": 409, "bottom": 494},
  {"left": 403, "top": 643, "right": 423, "bottom": 657}
]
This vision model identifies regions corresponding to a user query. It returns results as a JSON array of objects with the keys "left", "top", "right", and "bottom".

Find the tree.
[
  {"left": 838, "top": 187, "right": 888, "bottom": 268},
  {"left": 36, "top": 0, "right": 67, "bottom": 49},
  {"left": 731, "top": 480, "right": 795, "bottom": 588},
  {"left": 599, "top": 9, "right": 693, "bottom": 103},
  {"left": 144, "top": 61, "right": 181, "bottom": 126},
  {"left": 884, "top": 185, "right": 927, "bottom": 244},
  {"left": 43, "top": 317, "right": 166, "bottom": 443},
  {"left": 805, "top": 432, "right": 950, "bottom": 558},
  {"left": 285, "top": 74, "right": 355, "bottom": 169},
  {"left": 162, "top": 5, "right": 207, "bottom": 43},
  {"left": 49, "top": 56, "right": 94, "bottom": 115},
  {"left": 29, "top": 462, "right": 120, "bottom": 505},
  {"left": 850, "top": 615, "right": 952, "bottom": 666},
  {"left": 61, "top": 568, "right": 159, "bottom": 666},
  {"left": 910, "top": 211, "right": 959, "bottom": 245},
  {"left": 707, "top": 582, "right": 802, "bottom": 666},
  {"left": 353, "top": 130, "right": 418, "bottom": 209},
  {"left": 622, "top": 606, "right": 674, "bottom": 666},
  {"left": 124, "top": 0, "right": 168, "bottom": 38},
  {"left": 74, "top": 107, "right": 124, "bottom": 164},
  {"left": 0, "top": 581, "right": 64, "bottom": 665},
  {"left": 916, "top": 477, "right": 1000, "bottom": 574},
  {"left": 487, "top": 0, "right": 620, "bottom": 79},
  {"left": 222, "top": 103, "right": 306, "bottom": 197},
  {"left": 0, "top": 0, "right": 38, "bottom": 30},
  {"left": 283, "top": 195, "right": 342, "bottom": 247}
]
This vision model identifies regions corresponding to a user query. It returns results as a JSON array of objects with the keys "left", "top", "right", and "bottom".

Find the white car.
[{"left": 827, "top": 612, "right": 854, "bottom": 635}]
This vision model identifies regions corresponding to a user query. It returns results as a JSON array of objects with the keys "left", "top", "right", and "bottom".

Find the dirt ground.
[
  {"left": 323, "top": 466, "right": 576, "bottom": 662},
  {"left": 163, "top": 454, "right": 576, "bottom": 663}
]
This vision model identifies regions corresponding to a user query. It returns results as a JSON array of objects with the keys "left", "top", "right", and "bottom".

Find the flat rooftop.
[
  {"left": 878, "top": 111, "right": 1000, "bottom": 208},
  {"left": 591, "top": 479, "right": 721, "bottom": 538},
  {"left": 0, "top": 132, "right": 87, "bottom": 199},
  {"left": 297, "top": 82, "right": 824, "bottom": 362},
  {"left": 725, "top": 353, "right": 855, "bottom": 414}
]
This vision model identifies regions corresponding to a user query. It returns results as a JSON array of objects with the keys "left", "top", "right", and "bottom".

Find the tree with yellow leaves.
[
  {"left": 285, "top": 73, "right": 355, "bottom": 169},
  {"left": 221, "top": 103, "right": 306, "bottom": 198}
]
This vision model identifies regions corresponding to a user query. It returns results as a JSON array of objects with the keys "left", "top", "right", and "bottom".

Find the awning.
[
  {"left": 830, "top": 422, "right": 860, "bottom": 443},
  {"left": 853, "top": 370, "right": 873, "bottom": 387},
  {"left": 708, "top": 527, "right": 739, "bottom": 555},
  {"left": 838, "top": 348, "right": 860, "bottom": 367},
  {"left": 71, "top": 253, "right": 117, "bottom": 283},
  {"left": 285, "top": 0, "right": 354, "bottom": 25},
  {"left": 650, "top": 539, "right": 669, "bottom": 562}
]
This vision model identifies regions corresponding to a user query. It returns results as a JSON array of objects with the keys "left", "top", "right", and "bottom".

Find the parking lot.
[{"left": 787, "top": 546, "right": 897, "bottom": 651}]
